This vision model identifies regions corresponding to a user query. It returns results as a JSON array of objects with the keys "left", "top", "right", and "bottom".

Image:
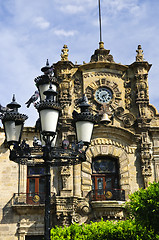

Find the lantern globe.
[
  {"left": 35, "top": 85, "right": 60, "bottom": 134},
  {"left": 76, "top": 120, "right": 94, "bottom": 144},
  {"left": 40, "top": 108, "right": 59, "bottom": 133},
  {"left": 1, "top": 95, "right": 28, "bottom": 145},
  {"left": 73, "top": 94, "right": 95, "bottom": 145}
]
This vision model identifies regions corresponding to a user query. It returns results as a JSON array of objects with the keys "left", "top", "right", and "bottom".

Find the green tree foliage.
[
  {"left": 51, "top": 182, "right": 159, "bottom": 239},
  {"left": 50, "top": 220, "right": 157, "bottom": 240},
  {"left": 126, "top": 181, "right": 159, "bottom": 233}
]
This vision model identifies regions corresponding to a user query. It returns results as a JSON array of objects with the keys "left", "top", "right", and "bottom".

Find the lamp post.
[
  {"left": 35, "top": 82, "right": 61, "bottom": 240},
  {"left": 0, "top": 63, "right": 95, "bottom": 240}
]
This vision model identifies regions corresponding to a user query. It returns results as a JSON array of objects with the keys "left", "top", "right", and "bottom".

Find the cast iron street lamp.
[{"left": 0, "top": 63, "right": 95, "bottom": 240}]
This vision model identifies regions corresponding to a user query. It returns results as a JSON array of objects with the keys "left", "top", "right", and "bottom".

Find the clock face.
[{"left": 95, "top": 87, "right": 113, "bottom": 104}]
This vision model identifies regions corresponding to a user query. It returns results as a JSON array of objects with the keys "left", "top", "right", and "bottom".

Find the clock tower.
[{"left": 50, "top": 42, "right": 159, "bottom": 225}]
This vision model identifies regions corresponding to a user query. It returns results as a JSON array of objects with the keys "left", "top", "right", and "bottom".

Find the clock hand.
[{"left": 102, "top": 94, "right": 108, "bottom": 99}]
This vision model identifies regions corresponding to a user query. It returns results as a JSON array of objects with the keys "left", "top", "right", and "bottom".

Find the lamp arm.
[{"left": 8, "top": 138, "right": 90, "bottom": 166}]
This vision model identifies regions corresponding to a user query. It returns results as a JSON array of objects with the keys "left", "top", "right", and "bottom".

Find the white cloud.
[
  {"left": 54, "top": 0, "right": 95, "bottom": 14},
  {"left": 103, "top": 0, "right": 138, "bottom": 11},
  {"left": 59, "top": 4, "right": 84, "bottom": 14},
  {"left": 33, "top": 17, "right": 50, "bottom": 30},
  {"left": 102, "top": 0, "right": 145, "bottom": 19},
  {"left": 53, "top": 29, "right": 77, "bottom": 37}
]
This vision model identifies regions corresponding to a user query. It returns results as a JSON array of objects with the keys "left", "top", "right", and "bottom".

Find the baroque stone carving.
[
  {"left": 76, "top": 201, "right": 91, "bottom": 215},
  {"left": 124, "top": 78, "right": 131, "bottom": 110},
  {"left": 115, "top": 107, "right": 136, "bottom": 127},
  {"left": 133, "top": 67, "right": 153, "bottom": 125},
  {"left": 74, "top": 76, "right": 83, "bottom": 100},
  {"left": 58, "top": 74, "right": 73, "bottom": 119},
  {"left": 61, "top": 44, "right": 69, "bottom": 61},
  {"left": 114, "top": 107, "right": 124, "bottom": 119},
  {"left": 90, "top": 43, "right": 114, "bottom": 63},
  {"left": 125, "top": 88, "right": 131, "bottom": 109},
  {"left": 55, "top": 198, "right": 90, "bottom": 226},
  {"left": 90, "top": 138, "right": 136, "bottom": 154},
  {"left": 60, "top": 166, "right": 70, "bottom": 189},
  {"left": 140, "top": 131, "right": 152, "bottom": 187},
  {"left": 59, "top": 75, "right": 72, "bottom": 102},
  {"left": 89, "top": 208, "right": 125, "bottom": 221},
  {"left": 72, "top": 213, "right": 88, "bottom": 225},
  {"left": 72, "top": 201, "right": 90, "bottom": 224},
  {"left": 135, "top": 74, "right": 149, "bottom": 101},
  {"left": 122, "top": 113, "right": 136, "bottom": 128},
  {"left": 136, "top": 45, "right": 144, "bottom": 62},
  {"left": 83, "top": 72, "right": 121, "bottom": 79}
]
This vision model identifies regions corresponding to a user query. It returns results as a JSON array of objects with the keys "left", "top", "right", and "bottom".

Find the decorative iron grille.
[{"left": 91, "top": 188, "right": 125, "bottom": 201}]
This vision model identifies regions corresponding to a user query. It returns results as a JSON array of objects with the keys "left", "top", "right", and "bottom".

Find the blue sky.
[{"left": 0, "top": 0, "right": 159, "bottom": 126}]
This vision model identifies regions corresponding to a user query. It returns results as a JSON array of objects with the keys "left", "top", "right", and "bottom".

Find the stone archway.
[{"left": 81, "top": 138, "right": 133, "bottom": 199}]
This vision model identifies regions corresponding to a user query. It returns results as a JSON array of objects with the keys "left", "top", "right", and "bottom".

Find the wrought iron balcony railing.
[
  {"left": 12, "top": 189, "right": 125, "bottom": 206},
  {"left": 12, "top": 192, "right": 55, "bottom": 206},
  {"left": 91, "top": 188, "right": 125, "bottom": 201}
]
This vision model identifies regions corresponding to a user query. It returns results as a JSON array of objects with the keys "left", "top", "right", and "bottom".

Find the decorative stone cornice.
[
  {"left": 90, "top": 201, "right": 126, "bottom": 220},
  {"left": 129, "top": 61, "right": 151, "bottom": 72},
  {"left": 83, "top": 71, "right": 122, "bottom": 79},
  {"left": 79, "top": 62, "right": 128, "bottom": 72}
]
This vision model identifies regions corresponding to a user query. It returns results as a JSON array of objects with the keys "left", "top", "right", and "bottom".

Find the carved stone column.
[
  {"left": 18, "top": 234, "right": 25, "bottom": 240},
  {"left": 73, "top": 164, "right": 81, "bottom": 197},
  {"left": 19, "top": 164, "right": 27, "bottom": 194},
  {"left": 17, "top": 221, "right": 26, "bottom": 240},
  {"left": 140, "top": 131, "right": 152, "bottom": 188}
]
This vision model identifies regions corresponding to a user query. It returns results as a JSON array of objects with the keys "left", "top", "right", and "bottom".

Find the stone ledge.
[
  {"left": 60, "top": 189, "right": 72, "bottom": 197},
  {"left": 12, "top": 204, "right": 45, "bottom": 215},
  {"left": 91, "top": 200, "right": 125, "bottom": 209}
]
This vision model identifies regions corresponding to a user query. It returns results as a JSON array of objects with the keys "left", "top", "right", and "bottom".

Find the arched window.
[{"left": 92, "top": 156, "right": 120, "bottom": 200}]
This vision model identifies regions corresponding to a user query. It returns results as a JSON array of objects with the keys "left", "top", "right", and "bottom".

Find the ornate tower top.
[
  {"left": 136, "top": 45, "right": 144, "bottom": 62},
  {"left": 61, "top": 44, "right": 69, "bottom": 61},
  {"left": 90, "top": 43, "right": 114, "bottom": 63}
]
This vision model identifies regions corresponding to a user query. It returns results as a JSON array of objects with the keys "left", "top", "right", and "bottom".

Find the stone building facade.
[{"left": 0, "top": 42, "right": 159, "bottom": 239}]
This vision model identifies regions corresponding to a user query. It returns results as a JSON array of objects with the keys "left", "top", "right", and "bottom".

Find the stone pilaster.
[{"left": 73, "top": 164, "right": 81, "bottom": 197}]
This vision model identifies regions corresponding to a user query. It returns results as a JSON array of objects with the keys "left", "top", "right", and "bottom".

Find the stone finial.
[
  {"left": 61, "top": 44, "right": 69, "bottom": 61},
  {"left": 90, "top": 43, "right": 114, "bottom": 63},
  {"left": 136, "top": 45, "right": 144, "bottom": 62},
  {"left": 99, "top": 41, "right": 104, "bottom": 49}
]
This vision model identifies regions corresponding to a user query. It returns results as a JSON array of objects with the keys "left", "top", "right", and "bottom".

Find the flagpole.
[{"left": 98, "top": 0, "right": 102, "bottom": 43}]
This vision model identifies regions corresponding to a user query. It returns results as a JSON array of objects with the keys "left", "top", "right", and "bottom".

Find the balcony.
[
  {"left": 89, "top": 188, "right": 126, "bottom": 220},
  {"left": 12, "top": 193, "right": 55, "bottom": 215},
  {"left": 91, "top": 188, "right": 125, "bottom": 201}
]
